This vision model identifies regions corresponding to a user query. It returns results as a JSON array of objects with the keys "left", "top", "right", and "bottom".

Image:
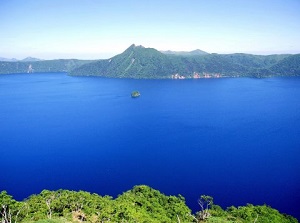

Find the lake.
[{"left": 0, "top": 73, "right": 299, "bottom": 219}]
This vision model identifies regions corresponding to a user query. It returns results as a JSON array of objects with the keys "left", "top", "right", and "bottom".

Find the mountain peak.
[
  {"left": 190, "top": 49, "right": 208, "bottom": 55},
  {"left": 127, "top": 44, "right": 145, "bottom": 50},
  {"left": 22, "top": 57, "right": 42, "bottom": 62},
  {"left": 161, "top": 49, "right": 209, "bottom": 56},
  {"left": 123, "top": 44, "right": 158, "bottom": 57}
]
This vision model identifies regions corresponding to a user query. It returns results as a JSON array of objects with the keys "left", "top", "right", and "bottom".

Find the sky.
[{"left": 0, "top": 0, "right": 300, "bottom": 59}]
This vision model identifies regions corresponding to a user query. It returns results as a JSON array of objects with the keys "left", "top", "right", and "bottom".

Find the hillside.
[
  {"left": 0, "top": 59, "right": 92, "bottom": 74},
  {"left": 1, "top": 45, "right": 299, "bottom": 78},
  {"left": 0, "top": 185, "right": 297, "bottom": 223},
  {"left": 70, "top": 44, "right": 300, "bottom": 78},
  {"left": 70, "top": 44, "right": 176, "bottom": 78},
  {"left": 269, "top": 54, "right": 300, "bottom": 76}
]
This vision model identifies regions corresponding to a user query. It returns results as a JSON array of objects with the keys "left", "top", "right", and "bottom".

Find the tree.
[
  {"left": 196, "top": 195, "right": 213, "bottom": 221},
  {"left": 0, "top": 191, "right": 25, "bottom": 223}
]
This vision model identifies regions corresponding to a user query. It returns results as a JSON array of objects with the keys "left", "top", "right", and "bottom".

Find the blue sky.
[{"left": 1, "top": 0, "right": 300, "bottom": 59}]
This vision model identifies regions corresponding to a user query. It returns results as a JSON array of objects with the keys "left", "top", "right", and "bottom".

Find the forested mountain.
[
  {"left": 0, "top": 185, "right": 297, "bottom": 223},
  {"left": 269, "top": 54, "right": 300, "bottom": 76},
  {"left": 0, "top": 59, "right": 92, "bottom": 74},
  {"left": 69, "top": 44, "right": 177, "bottom": 78},
  {"left": 1, "top": 45, "right": 299, "bottom": 78},
  {"left": 70, "top": 44, "right": 300, "bottom": 78}
]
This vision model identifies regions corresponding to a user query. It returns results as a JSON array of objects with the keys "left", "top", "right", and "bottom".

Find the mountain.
[
  {"left": 0, "top": 57, "right": 18, "bottom": 62},
  {"left": 269, "top": 54, "right": 300, "bottom": 76},
  {"left": 70, "top": 44, "right": 177, "bottom": 78},
  {"left": 70, "top": 44, "right": 300, "bottom": 78},
  {"left": 1, "top": 45, "right": 299, "bottom": 78},
  {"left": 0, "top": 56, "right": 42, "bottom": 62},
  {"left": 21, "top": 56, "right": 42, "bottom": 62},
  {"left": 161, "top": 49, "right": 209, "bottom": 56}
]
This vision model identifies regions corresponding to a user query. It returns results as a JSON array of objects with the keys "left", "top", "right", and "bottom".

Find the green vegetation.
[
  {"left": 131, "top": 91, "right": 140, "bottom": 98},
  {"left": 70, "top": 44, "right": 176, "bottom": 79},
  {"left": 1, "top": 185, "right": 297, "bottom": 223},
  {"left": 0, "top": 59, "right": 92, "bottom": 74},
  {"left": 1, "top": 45, "right": 300, "bottom": 78},
  {"left": 269, "top": 54, "right": 300, "bottom": 76},
  {"left": 69, "top": 44, "right": 300, "bottom": 79}
]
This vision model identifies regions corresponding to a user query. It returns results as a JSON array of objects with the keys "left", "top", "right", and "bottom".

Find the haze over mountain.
[
  {"left": 0, "top": 56, "right": 42, "bottom": 62},
  {"left": 21, "top": 57, "right": 43, "bottom": 62},
  {"left": 161, "top": 49, "right": 209, "bottom": 56},
  {"left": 0, "top": 57, "right": 18, "bottom": 62}
]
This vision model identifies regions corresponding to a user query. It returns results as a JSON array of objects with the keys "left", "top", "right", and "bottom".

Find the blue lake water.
[{"left": 0, "top": 72, "right": 299, "bottom": 219}]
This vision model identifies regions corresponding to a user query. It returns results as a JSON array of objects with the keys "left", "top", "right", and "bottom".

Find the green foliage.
[
  {"left": 113, "top": 185, "right": 193, "bottom": 222},
  {"left": 270, "top": 54, "right": 300, "bottom": 76},
  {"left": 201, "top": 203, "right": 298, "bottom": 223},
  {"left": 0, "top": 59, "right": 92, "bottom": 74},
  {"left": 196, "top": 195, "right": 214, "bottom": 221},
  {"left": 21, "top": 189, "right": 114, "bottom": 222},
  {"left": 0, "top": 191, "right": 27, "bottom": 223},
  {"left": 225, "top": 204, "right": 298, "bottom": 223},
  {"left": 1, "top": 187, "right": 298, "bottom": 223},
  {"left": 131, "top": 91, "right": 140, "bottom": 98},
  {"left": 0, "top": 186, "right": 193, "bottom": 223},
  {"left": 22, "top": 218, "right": 68, "bottom": 223}
]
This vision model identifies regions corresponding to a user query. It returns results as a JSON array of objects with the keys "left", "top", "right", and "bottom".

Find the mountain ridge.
[
  {"left": 0, "top": 57, "right": 18, "bottom": 62},
  {"left": 161, "top": 49, "right": 209, "bottom": 56},
  {"left": 70, "top": 44, "right": 300, "bottom": 78},
  {"left": 0, "top": 56, "right": 42, "bottom": 62},
  {"left": 21, "top": 56, "right": 43, "bottom": 62},
  {"left": 0, "top": 59, "right": 93, "bottom": 74},
  {"left": 1, "top": 44, "right": 300, "bottom": 78}
]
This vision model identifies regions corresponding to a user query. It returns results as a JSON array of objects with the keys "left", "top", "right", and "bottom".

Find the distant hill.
[
  {"left": 0, "top": 59, "right": 93, "bottom": 74},
  {"left": 70, "top": 44, "right": 300, "bottom": 78},
  {"left": 0, "top": 57, "right": 18, "bottom": 62},
  {"left": 0, "top": 56, "right": 42, "bottom": 62},
  {"left": 161, "top": 49, "right": 209, "bottom": 56},
  {"left": 21, "top": 56, "right": 43, "bottom": 62},
  {"left": 269, "top": 54, "right": 300, "bottom": 76}
]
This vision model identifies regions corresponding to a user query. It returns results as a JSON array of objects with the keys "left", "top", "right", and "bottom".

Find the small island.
[{"left": 131, "top": 90, "right": 140, "bottom": 98}]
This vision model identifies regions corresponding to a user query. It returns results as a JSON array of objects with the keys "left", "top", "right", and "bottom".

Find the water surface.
[{"left": 0, "top": 73, "right": 299, "bottom": 218}]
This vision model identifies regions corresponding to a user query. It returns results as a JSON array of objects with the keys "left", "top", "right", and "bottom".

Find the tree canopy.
[{"left": 0, "top": 185, "right": 297, "bottom": 223}]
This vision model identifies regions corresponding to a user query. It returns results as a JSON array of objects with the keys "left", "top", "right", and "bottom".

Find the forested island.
[
  {"left": 0, "top": 185, "right": 297, "bottom": 223},
  {"left": 131, "top": 91, "right": 140, "bottom": 98},
  {"left": 1, "top": 44, "right": 300, "bottom": 78}
]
